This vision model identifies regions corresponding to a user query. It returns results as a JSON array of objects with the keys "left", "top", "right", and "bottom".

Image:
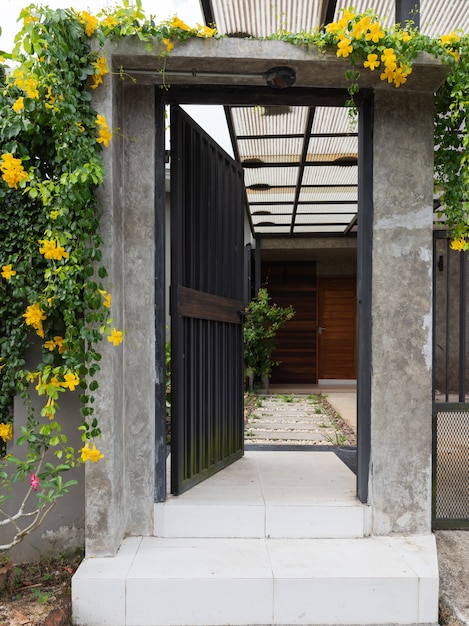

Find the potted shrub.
[{"left": 244, "top": 288, "right": 294, "bottom": 390}]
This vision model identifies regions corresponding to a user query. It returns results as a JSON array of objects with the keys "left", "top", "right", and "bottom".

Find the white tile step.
[
  {"left": 156, "top": 450, "right": 369, "bottom": 538},
  {"left": 72, "top": 534, "right": 439, "bottom": 626}
]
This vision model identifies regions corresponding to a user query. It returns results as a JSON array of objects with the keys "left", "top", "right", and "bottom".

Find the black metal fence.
[{"left": 433, "top": 231, "right": 469, "bottom": 528}]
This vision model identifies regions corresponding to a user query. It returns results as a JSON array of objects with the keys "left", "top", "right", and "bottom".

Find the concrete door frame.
[{"left": 86, "top": 37, "right": 445, "bottom": 556}]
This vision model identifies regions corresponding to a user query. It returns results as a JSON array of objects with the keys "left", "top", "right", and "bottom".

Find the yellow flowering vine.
[{"left": 0, "top": 0, "right": 467, "bottom": 549}]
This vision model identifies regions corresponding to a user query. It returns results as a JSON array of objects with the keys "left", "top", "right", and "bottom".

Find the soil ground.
[{"left": 0, "top": 548, "right": 82, "bottom": 626}]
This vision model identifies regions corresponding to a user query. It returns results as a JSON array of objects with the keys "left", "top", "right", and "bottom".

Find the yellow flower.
[
  {"left": 24, "top": 78, "right": 39, "bottom": 99},
  {"left": 80, "top": 442, "right": 104, "bottom": 463},
  {"left": 107, "top": 328, "right": 123, "bottom": 346},
  {"left": 363, "top": 53, "right": 380, "bottom": 71},
  {"left": 23, "top": 302, "right": 46, "bottom": 338},
  {"left": 0, "top": 423, "right": 13, "bottom": 442},
  {"left": 39, "top": 239, "right": 69, "bottom": 261},
  {"left": 44, "top": 86, "right": 57, "bottom": 110},
  {"left": 441, "top": 31, "right": 460, "bottom": 46},
  {"left": 401, "top": 31, "right": 413, "bottom": 43},
  {"left": 26, "top": 371, "right": 39, "bottom": 383},
  {"left": 162, "top": 38, "right": 174, "bottom": 52},
  {"left": 1, "top": 264, "right": 16, "bottom": 280},
  {"left": 44, "top": 336, "right": 66, "bottom": 354},
  {"left": 23, "top": 13, "right": 39, "bottom": 26},
  {"left": 197, "top": 23, "right": 216, "bottom": 38},
  {"left": 94, "top": 57, "right": 108, "bottom": 74},
  {"left": 101, "top": 15, "right": 118, "bottom": 30},
  {"left": 79, "top": 11, "right": 99, "bottom": 37},
  {"left": 349, "top": 16, "right": 371, "bottom": 39},
  {"left": 365, "top": 22, "right": 384, "bottom": 43},
  {"left": 96, "top": 114, "right": 112, "bottom": 148},
  {"left": 325, "top": 21, "right": 341, "bottom": 35},
  {"left": 171, "top": 16, "right": 193, "bottom": 31},
  {"left": 91, "top": 74, "right": 103, "bottom": 89},
  {"left": 75, "top": 122, "right": 85, "bottom": 133},
  {"left": 393, "top": 65, "right": 408, "bottom": 88},
  {"left": 12, "top": 97, "right": 24, "bottom": 113},
  {"left": 91, "top": 56, "right": 108, "bottom": 89},
  {"left": 336, "top": 37, "right": 353, "bottom": 58},
  {"left": 0, "top": 153, "right": 29, "bottom": 189},
  {"left": 336, "top": 8, "right": 355, "bottom": 31},
  {"left": 99, "top": 289, "right": 112, "bottom": 308},
  {"left": 54, "top": 336, "right": 66, "bottom": 354},
  {"left": 381, "top": 48, "right": 397, "bottom": 66},
  {"left": 50, "top": 209, "right": 61, "bottom": 219},
  {"left": 380, "top": 66, "right": 395, "bottom": 84},
  {"left": 42, "top": 396, "right": 56, "bottom": 419},
  {"left": 392, "top": 63, "right": 412, "bottom": 87},
  {"left": 61, "top": 372, "right": 80, "bottom": 391},
  {"left": 451, "top": 237, "right": 466, "bottom": 252}
]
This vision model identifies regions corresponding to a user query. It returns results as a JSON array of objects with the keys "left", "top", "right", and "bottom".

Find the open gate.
[
  {"left": 433, "top": 231, "right": 469, "bottom": 528},
  {"left": 170, "top": 106, "right": 245, "bottom": 495}
]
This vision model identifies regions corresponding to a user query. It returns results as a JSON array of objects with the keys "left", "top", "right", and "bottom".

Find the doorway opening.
[{"left": 159, "top": 89, "right": 371, "bottom": 505}]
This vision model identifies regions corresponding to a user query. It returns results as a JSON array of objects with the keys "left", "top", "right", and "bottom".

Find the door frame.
[{"left": 154, "top": 88, "right": 373, "bottom": 505}]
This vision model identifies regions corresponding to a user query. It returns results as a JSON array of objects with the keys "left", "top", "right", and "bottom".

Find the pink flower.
[{"left": 30, "top": 473, "right": 40, "bottom": 492}]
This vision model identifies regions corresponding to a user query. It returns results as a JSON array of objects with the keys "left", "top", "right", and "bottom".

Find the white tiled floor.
[
  {"left": 72, "top": 534, "right": 439, "bottom": 626},
  {"left": 72, "top": 452, "right": 439, "bottom": 626},
  {"left": 155, "top": 450, "right": 369, "bottom": 538}
]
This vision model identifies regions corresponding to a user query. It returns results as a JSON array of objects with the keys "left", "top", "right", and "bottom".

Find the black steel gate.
[
  {"left": 433, "top": 231, "right": 469, "bottom": 528},
  {"left": 170, "top": 106, "right": 245, "bottom": 495}
]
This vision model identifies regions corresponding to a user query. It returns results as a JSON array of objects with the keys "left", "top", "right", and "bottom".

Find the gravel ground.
[{"left": 244, "top": 392, "right": 355, "bottom": 446}]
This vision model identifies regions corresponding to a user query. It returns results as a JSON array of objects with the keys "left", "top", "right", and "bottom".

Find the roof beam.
[
  {"left": 238, "top": 132, "right": 358, "bottom": 140},
  {"left": 290, "top": 107, "right": 316, "bottom": 236},
  {"left": 164, "top": 85, "right": 351, "bottom": 107},
  {"left": 242, "top": 160, "right": 357, "bottom": 168}
]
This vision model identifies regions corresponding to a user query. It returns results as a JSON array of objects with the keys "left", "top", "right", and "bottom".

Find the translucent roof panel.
[
  {"left": 232, "top": 106, "right": 308, "bottom": 137},
  {"left": 203, "top": 0, "right": 469, "bottom": 237},
  {"left": 243, "top": 166, "right": 299, "bottom": 187},
  {"left": 296, "top": 204, "right": 358, "bottom": 214},
  {"left": 207, "top": 0, "right": 323, "bottom": 37}
]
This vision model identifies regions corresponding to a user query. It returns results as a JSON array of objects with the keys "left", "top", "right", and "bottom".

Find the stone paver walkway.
[{"left": 244, "top": 393, "right": 352, "bottom": 446}]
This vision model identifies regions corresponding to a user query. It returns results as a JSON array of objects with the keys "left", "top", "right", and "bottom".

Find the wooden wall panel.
[{"left": 262, "top": 262, "right": 317, "bottom": 384}]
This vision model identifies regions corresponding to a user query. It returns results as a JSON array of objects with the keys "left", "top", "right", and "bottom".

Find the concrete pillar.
[
  {"left": 86, "top": 74, "right": 156, "bottom": 556},
  {"left": 370, "top": 90, "right": 434, "bottom": 534}
]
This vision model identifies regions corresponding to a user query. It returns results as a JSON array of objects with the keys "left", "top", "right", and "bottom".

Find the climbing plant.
[{"left": 0, "top": 1, "right": 468, "bottom": 548}]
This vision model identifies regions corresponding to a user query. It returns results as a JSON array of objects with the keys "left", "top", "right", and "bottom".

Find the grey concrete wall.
[
  {"left": 86, "top": 73, "right": 156, "bottom": 556},
  {"left": 370, "top": 90, "right": 434, "bottom": 535},
  {"left": 0, "top": 386, "right": 84, "bottom": 563},
  {"left": 0, "top": 337, "right": 84, "bottom": 562}
]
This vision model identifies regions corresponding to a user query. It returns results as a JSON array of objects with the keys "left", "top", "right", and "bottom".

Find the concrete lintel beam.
[{"left": 105, "top": 38, "right": 447, "bottom": 93}]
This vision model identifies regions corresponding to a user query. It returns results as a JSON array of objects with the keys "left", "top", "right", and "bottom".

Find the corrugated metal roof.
[{"left": 200, "top": 0, "right": 469, "bottom": 237}]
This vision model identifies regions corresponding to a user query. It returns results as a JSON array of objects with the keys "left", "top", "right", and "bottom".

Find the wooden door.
[
  {"left": 262, "top": 262, "right": 317, "bottom": 384},
  {"left": 170, "top": 106, "right": 245, "bottom": 495},
  {"left": 317, "top": 277, "right": 357, "bottom": 380}
]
